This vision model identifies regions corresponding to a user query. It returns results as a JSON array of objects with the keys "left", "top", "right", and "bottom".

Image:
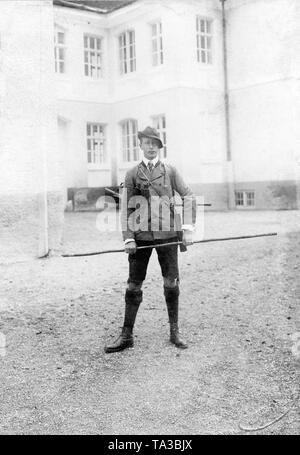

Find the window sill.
[
  {"left": 87, "top": 166, "right": 111, "bottom": 171},
  {"left": 55, "top": 73, "right": 69, "bottom": 79},
  {"left": 196, "top": 62, "right": 214, "bottom": 70},
  {"left": 83, "top": 76, "right": 106, "bottom": 83},
  {"left": 117, "top": 71, "right": 138, "bottom": 81}
]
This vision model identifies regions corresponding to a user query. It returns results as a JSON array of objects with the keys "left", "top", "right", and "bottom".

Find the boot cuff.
[
  {"left": 164, "top": 285, "right": 179, "bottom": 299},
  {"left": 125, "top": 289, "right": 143, "bottom": 305}
]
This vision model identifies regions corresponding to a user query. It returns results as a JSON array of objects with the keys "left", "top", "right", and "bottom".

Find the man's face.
[{"left": 140, "top": 137, "right": 160, "bottom": 160}]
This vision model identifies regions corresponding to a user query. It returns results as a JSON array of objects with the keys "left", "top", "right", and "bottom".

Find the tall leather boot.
[
  {"left": 104, "top": 289, "right": 142, "bottom": 353},
  {"left": 164, "top": 285, "right": 188, "bottom": 349}
]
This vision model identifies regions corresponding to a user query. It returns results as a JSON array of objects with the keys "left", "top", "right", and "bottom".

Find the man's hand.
[
  {"left": 125, "top": 240, "right": 137, "bottom": 254},
  {"left": 182, "top": 230, "right": 194, "bottom": 247}
]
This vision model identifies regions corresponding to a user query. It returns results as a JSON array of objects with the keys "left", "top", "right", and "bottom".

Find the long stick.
[{"left": 62, "top": 232, "right": 277, "bottom": 258}]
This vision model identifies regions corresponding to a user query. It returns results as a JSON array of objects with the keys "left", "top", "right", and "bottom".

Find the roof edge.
[{"left": 53, "top": 0, "right": 138, "bottom": 15}]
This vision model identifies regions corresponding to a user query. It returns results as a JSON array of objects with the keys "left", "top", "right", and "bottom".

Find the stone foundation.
[{"left": 191, "top": 180, "right": 299, "bottom": 211}]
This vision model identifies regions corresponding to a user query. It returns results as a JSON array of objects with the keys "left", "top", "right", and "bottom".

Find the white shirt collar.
[{"left": 142, "top": 156, "right": 159, "bottom": 167}]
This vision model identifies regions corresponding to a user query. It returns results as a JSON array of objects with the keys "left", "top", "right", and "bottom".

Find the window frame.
[
  {"left": 152, "top": 114, "right": 167, "bottom": 159},
  {"left": 196, "top": 16, "right": 213, "bottom": 65},
  {"left": 86, "top": 122, "right": 108, "bottom": 168},
  {"left": 150, "top": 21, "right": 163, "bottom": 67},
  {"left": 118, "top": 30, "right": 136, "bottom": 75},
  {"left": 84, "top": 34, "right": 103, "bottom": 79},
  {"left": 235, "top": 190, "right": 255, "bottom": 208},
  {"left": 54, "top": 25, "right": 66, "bottom": 74},
  {"left": 120, "top": 119, "right": 140, "bottom": 164}
]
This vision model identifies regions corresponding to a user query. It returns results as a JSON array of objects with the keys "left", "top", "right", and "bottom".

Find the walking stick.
[{"left": 62, "top": 232, "right": 277, "bottom": 258}]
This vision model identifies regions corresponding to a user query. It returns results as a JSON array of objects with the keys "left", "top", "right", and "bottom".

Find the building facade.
[
  {"left": 53, "top": 0, "right": 300, "bottom": 210},
  {"left": 0, "top": 0, "right": 299, "bottom": 260}
]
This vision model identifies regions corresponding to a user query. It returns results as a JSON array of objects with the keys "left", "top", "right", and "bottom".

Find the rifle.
[{"left": 105, "top": 187, "right": 211, "bottom": 206}]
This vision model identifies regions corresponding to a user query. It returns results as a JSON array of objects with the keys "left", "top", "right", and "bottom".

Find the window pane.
[
  {"left": 59, "top": 62, "right": 64, "bottom": 73},
  {"left": 130, "top": 44, "right": 134, "bottom": 58},
  {"left": 235, "top": 192, "right": 243, "bottom": 206},
  {"left": 246, "top": 192, "right": 255, "bottom": 206},
  {"left": 200, "top": 20, "right": 205, "bottom": 33},
  {"left": 206, "top": 21, "right": 212, "bottom": 34},
  {"left": 84, "top": 35, "right": 88, "bottom": 48},
  {"left": 90, "top": 37, "right": 95, "bottom": 49},
  {"left": 59, "top": 47, "right": 64, "bottom": 60},
  {"left": 58, "top": 32, "right": 64, "bottom": 44},
  {"left": 207, "top": 36, "right": 212, "bottom": 50},
  {"left": 96, "top": 38, "right": 101, "bottom": 50},
  {"left": 201, "top": 36, "right": 205, "bottom": 49},
  {"left": 152, "top": 23, "right": 157, "bottom": 36},
  {"left": 201, "top": 50, "right": 206, "bottom": 62}
]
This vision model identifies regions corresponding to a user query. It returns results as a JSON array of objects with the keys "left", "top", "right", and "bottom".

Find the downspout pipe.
[{"left": 220, "top": 0, "right": 235, "bottom": 208}]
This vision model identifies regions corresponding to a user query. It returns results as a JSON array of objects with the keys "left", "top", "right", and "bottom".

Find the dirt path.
[{"left": 0, "top": 211, "right": 299, "bottom": 434}]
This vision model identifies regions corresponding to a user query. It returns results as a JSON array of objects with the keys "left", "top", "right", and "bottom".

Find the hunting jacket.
[{"left": 121, "top": 160, "right": 196, "bottom": 242}]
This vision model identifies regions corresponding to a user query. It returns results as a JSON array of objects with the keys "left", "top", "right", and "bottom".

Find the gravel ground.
[{"left": 0, "top": 210, "right": 299, "bottom": 435}]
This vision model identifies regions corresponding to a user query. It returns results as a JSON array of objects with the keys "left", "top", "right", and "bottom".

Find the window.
[
  {"left": 87, "top": 123, "right": 106, "bottom": 165},
  {"left": 84, "top": 34, "right": 103, "bottom": 78},
  {"left": 121, "top": 119, "right": 139, "bottom": 162},
  {"left": 54, "top": 27, "right": 66, "bottom": 73},
  {"left": 119, "top": 30, "right": 136, "bottom": 75},
  {"left": 196, "top": 17, "right": 212, "bottom": 64},
  {"left": 151, "top": 22, "right": 163, "bottom": 66},
  {"left": 235, "top": 191, "right": 255, "bottom": 207},
  {"left": 152, "top": 115, "right": 167, "bottom": 159}
]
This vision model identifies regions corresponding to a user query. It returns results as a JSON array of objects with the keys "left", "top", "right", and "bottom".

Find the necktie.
[{"left": 148, "top": 162, "right": 154, "bottom": 173}]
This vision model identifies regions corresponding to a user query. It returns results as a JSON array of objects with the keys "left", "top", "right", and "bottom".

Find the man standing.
[{"left": 104, "top": 127, "right": 196, "bottom": 353}]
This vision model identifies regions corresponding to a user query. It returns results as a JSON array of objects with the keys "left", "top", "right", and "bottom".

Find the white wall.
[
  {"left": 226, "top": 0, "right": 299, "bottom": 183},
  {"left": 0, "top": 0, "right": 64, "bottom": 260}
]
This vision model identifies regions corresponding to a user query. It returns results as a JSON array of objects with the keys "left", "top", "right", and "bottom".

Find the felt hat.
[{"left": 138, "top": 126, "right": 163, "bottom": 149}]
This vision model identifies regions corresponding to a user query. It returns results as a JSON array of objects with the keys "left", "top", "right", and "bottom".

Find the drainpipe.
[
  {"left": 220, "top": 0, "right": 235, "bottom": 209},
  {"left": 38, "top": 0, "right": 49, "bottom": 258}
]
